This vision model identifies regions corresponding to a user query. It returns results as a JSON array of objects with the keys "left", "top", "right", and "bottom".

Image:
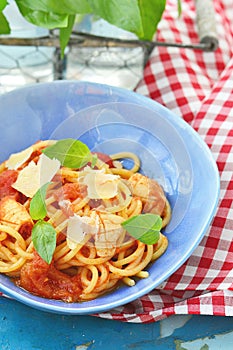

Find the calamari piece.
[
  {"left": 0, "top": 196, "right": 33, "bottom": 238},
  {"left": 95, "top": 212, "right": 125, "bottom": 257},
  {"left": 127, "top": 173, "right": 166, "bottom": 216},
  {"left": 66, "top": 211, "right": 99, "bottom": 249}
]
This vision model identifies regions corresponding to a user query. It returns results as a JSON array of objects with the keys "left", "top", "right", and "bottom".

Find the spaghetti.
[{"left": 0, "top": 140, "right": 171, "bottom": 302}]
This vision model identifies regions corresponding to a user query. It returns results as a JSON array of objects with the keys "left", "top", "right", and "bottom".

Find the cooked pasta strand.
[{"left": 0, "top": 140, "right": 171, "bottom": 302}]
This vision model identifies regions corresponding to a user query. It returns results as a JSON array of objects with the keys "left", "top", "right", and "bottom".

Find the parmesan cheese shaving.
[
  {"left": 6, "top": 146, "right": 33, "bottom": 170},
  {"left": 80, "top": 166, "right": 120, "bottom": 199},
  {"left": 11, "top": 161, "right": 39, "bottom": 198},
  {"left": 12, "top": 154, "right": 61, "bottom": 198},
  {"left": 37, "top": 154, "right": 60, "bottom": 186}
]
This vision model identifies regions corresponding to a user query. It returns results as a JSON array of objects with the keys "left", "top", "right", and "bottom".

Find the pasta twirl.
[{"left": 0, "top": 140, "right": 171, "bottom": 302}]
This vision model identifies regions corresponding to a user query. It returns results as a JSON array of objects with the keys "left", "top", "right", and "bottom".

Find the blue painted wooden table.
[{"left": 0, "top": 297, "right": 232, "bottom": 349}]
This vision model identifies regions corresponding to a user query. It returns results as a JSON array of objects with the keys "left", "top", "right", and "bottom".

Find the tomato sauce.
[
  {"left": 53, "top": 183, "right": 87, "bottom": 202},
  {"left": 19, "top": 252, "right": 82, "bottom": 302},
  {"left": 92, "top": 152, "right": 115, "bottom": 168},
  {"left": 19, "top": 222, "right": 33, "bottom": 240},
  {"left": 0, "top": 169, "right": 18, "bottom": 200}
]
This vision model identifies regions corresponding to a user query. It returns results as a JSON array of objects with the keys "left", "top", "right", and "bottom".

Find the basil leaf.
[
  {"left": 32, "top": 220, "right": 57, "bottom": 264},
  {"left": 177, "top": 0, "right": 182, "bottom": 17},
  {"left": 0, "top": 12, "right": 10, "bottom": 35},
  {"left": 15, "top": 1, "right": 68, "bottom": 29},
  {"left": 0, "top": 0, "right": 7, "bottom": 12},
  {"left": 60, "top": 14, "right": 75, "bottom": 57},
  {"left": 15, "top": 0, "right": 91, "bottom": 15},
  {"left": 121, "top": 213, "right": 162, "bottom": 245},
  {"left": 91, "top": 153, "right": 98, "bottom": 168},
  {"left": 52, "top": 0, "right": 91, "bottom": 14},
  {"left": 138, "top": 0, "right": 166, "bottom": 40},
  {"left": 10, "top": 1, "right": 168, "bottom": 54},
  {"left": 87, "top": 0, "right": 144, "bottom": 38},
  {"left": 42, "top": 138, "right": 92, "bottom": 169},
  {"left": 0, "top": 1, "right": 10, "bottom": 35},
  {"left": 29, "top": 182, "right": 51, "bottom": 220}
]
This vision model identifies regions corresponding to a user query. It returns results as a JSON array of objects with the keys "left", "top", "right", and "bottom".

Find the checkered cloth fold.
[{"left": 94, "top": 0, "right": 233, "bottom": 322}]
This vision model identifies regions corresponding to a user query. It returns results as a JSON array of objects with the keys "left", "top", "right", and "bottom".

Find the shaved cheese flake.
[
  {"left": 81, "top": 166, "right": 120, "bottom": 199},
  {"left": 12, "top": 161, "right": 40, "bottom": 198},
  {"left": 67, "top": 213, "right": 99, "bottom": 248},
  {"left": 12, "top": 154, "right": 61, "bottom": 198},
  {"left": 6, "top": 146, "right": 33, "bottom": 170},
  {"left": 37, "top": 154, "right": 61, "bottom": 186}
]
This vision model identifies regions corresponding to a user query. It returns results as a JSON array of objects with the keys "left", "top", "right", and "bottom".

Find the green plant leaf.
[
  {"left": 9, "top": 1, "right": 168, "bottom": 56},
  {"left": 177, "top": 0, "right": 182, "bottom": 17},
  {"left": 0, "top": 12, "right": 10, "bottom": 34},
  {"left": 121, "top": 213, "right": 162, "bottom": 244},
  {"left": 42, "top": 138, "right": 92, "bottom": 169},
  {"left": 29, "top": 182, "right": 51, "bottom": 220},
  {"left": 138, "top": 0, "right": 166, "bottom": 40},
  {"left": 15, "top": 1, "right": 68, "bottom": 29},
  {"left": 15, "top": 0, "right": 92, "bottom": 15},
  {"left": 0, "top": 0, "right": 7, "bottom": 12},
  {"left": 0, "top": 1, "right": 10, "bottom": 35},
  {"left": 87, "top": 0, "right": 144, "bottom": 38},
  {"left": 50, "top": 0, "right": 91, "bottom": 14},
  {"left": 91, "top": 153, "right": 98, "bottom": 168},
  {"left": 60, "top": 14, "right": 75, "bottom": 57},
  {"left": 32, "top": 220, "right": 57, "bottom": 264}
]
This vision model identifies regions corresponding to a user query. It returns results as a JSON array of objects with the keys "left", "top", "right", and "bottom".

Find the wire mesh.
[
  {"left": 0, "top": 41, "right": 147, "bottom": 94},
  {"left": 0, "top": 1, "right": 218, "bottom": 93}
]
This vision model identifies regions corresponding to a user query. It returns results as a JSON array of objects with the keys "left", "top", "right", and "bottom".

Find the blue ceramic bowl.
[{"left": 0, "top": 81, "right": 219, "bottom": 314}]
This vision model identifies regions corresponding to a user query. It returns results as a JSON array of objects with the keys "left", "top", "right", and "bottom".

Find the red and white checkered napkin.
[{"left": 96, "top": 0, "right": 233, "bottom": 322}]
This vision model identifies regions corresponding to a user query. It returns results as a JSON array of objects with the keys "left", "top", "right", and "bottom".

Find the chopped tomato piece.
[
  {"left": 92, "top": 152, "right": 115, "bottom": 168},
  {"left": 53, "top": 183, "right": 87, "bottom": 202},
  {"left": 0, "top": 170, "right": 18, "bottom": 200},
  {"left": 19, "top": 252, "right": 82, "bottom": 302},
  {"left": 19, "top": 222, "right": 33, "bottom": 240}
]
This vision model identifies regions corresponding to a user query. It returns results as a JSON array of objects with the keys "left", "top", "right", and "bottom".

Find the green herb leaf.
[
  {"left": 0, "top": 0, "right": 10, "bottom": 35},
  {"left": 29, "top": 182, "right": 51, "bottom": 220},
  {"left": 7, "top": 1, "right": 168, "bottom": 55},
  {"left": 177, "top": 0, "right": 182, "bottom": 17},
  {"left": 0, "top": 0, "right": 8, "bottom": 12},
  {"left": 91, "top": 153, "right": 98, "bottom": 168},
  {"left": 42, "top": 138, "right": 92, "bottom": 169},
  {"left": 87, "top": 0, "right": 144, "bottom": 38},
  {"left": 0, "top": 12, "right": 10, "bottom": 34},
  {"left": 60, "top": 14, "right": 75, "bottom": 57},
  {"left": 52, "top": 0, "right": 91, "bottom": 14},
  {"left": 15, "top": 0, "right": 91, "bottom": 15},
  {"left": 121, "top": 213, "right": 162, "bottom": 245},
  {"left": 0, "top": 0, "right": 11, "bottom": 34},
  {"left": 32, "top": 220, "right": 57, "bottom": 264},
  {"left": 138, "top": 0, "right": 166, "bottom": 40},
  {"left": 15, "top": 1, "right": 68, "bottom": 29}
]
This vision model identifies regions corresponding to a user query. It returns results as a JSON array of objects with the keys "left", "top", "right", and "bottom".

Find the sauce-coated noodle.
[{"left": 0, "top": 140, "right": 171, "bottom": 302}]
